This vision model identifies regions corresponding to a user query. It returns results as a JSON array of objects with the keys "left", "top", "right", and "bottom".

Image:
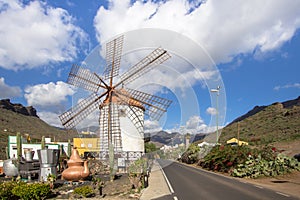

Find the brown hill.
[
  {"left": 0, "top": 101, "right": 78, "bottom": 159},
  {"left": 219, "top": 96, "right": 300, "bottom": 150}
]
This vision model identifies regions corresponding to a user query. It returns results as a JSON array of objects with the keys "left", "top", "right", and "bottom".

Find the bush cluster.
[
  {"left": 199, "top": 145, "right": 252, "bottom": 172},
  {"left": 73, "top": 185, "right": 95, "bottom": 198},
  {"left": 198, "top": 145, "right": 300, "bottom": 178},
  {"left": 0, "top": 181, "right": 51, "bottom": 200},
  {"left": 232, "top": 153, "right": 300, "bottom": 178},
  {"left": 179, "top": 143, "right": 200, "bottom": 164},
  {"left": 0, "top": 181, "right": 21, "bottom": 200}
]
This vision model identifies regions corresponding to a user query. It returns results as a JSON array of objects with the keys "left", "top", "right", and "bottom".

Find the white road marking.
[
  {"left": 174, "top": 196, "right": 178, "bottom": 200},
  {"left": 254, "top": 185, "right": 264, "bottom": 189},
  {"left": 276, "top": 192, "right": 290, "bottom": 197},
  {"left": 158, "top": 163, "right": 175, "bottom": 193}
]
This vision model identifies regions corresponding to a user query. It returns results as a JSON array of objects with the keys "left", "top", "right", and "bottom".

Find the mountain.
[
  {"left": 150, "top": 131, "right": 182, "bottom": 145},
  {"left": 219, "top": 96, "right": 300, "bottom": 146},
  {"left": 149, "top": 131, "right": 206, "bottom": 147},
  {"left": 0, "top": 99, "right": 38, "bottom": 117},
  {"left": 0, "top": 99, "right": 78, "bottom": 159},
  {"left": 191, "top": 133, "right": 207, "bottom": 143},
  {"left": 230, "top": 96, "right": 300, "bottom": 125}
]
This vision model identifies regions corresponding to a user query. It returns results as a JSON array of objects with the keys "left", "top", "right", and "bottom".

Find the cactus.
[
  {"left": 41, "top": 136, "right": 45, "bottom": 149},
  {"left": 16, "top": 132, "right": 22, "bottom": 160},
  {"left": 109, "top": 143, "right": 115, "bottom": 182},
  {"left": 5, "top": 146, "right": 9, "bottom": 159},
  {"left": 60, "top": 144, "right": 63, "bottom": 156},
  {"left": 67, "top": 139, "right": 71, "bottom": 158},
  {"left": 16, "top": 132, "right": 22, "bottom": 179},
  {"left": 232, "top": 153, "right": 300, "bottom": 178}
]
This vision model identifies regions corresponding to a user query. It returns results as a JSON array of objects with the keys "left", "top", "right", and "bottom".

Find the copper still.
[{"left": 61, "top": 148, "right": 90, "bottom": 181}]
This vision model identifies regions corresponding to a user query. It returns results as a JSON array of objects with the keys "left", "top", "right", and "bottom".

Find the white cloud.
[
  {"left": 144, "top": 120, "right": 162, "bottom": 133},
  {"left": 24, "top": 81, "right": 76, "bottom": 111},
  {"left": 164, "top": 115, "right": 208, "bottom": 134},
  {"left": 38, "top": 111, "right": 62, "bottom": 128},
  {"left": 94, "top": 0, "right": 300, "bottom": 64},
  {"left": 274, "top": 83, "right": 300, "bottom": 91},
  {"left": 76, "top": 110, "right": 99, "bottom": 129},
  {"left": 0, "top": 77, "right": 21, "bottom": 98},
  {"left": 206, "top": 107, "right": 217, "bottom": 115},
  {"left": 185, "top": 115, "right": 204, "bottom": 129},
  {"left": 0, "top": 0, "right": 87, "bottom": 70}
]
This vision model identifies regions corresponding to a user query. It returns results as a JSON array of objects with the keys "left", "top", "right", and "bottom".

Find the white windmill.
[{"left": 59, "top": 35, "right": 172, "bottom": 169}]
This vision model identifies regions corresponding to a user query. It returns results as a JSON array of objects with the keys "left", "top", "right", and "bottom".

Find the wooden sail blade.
[
  {"left": 59, "top": 93, "right": 103, "bottom": 129},
  {"left": 99, "top": 102, "right": 122, "bottom": 152},
  {"left": 125, "top": 106, "right": 144, "bottom": 135},
  {"left": 116, "top": 88, "right": 172, "bottom": 120},
  {"left": 103, "top": 35, "right": 124, "bottom": 81},
  {"left": 112, "top": 92, "right": 144, "bottom": 135},
  {"left": 68, "top": 64, "right": 105, "bottom": 92},
  {"left": 116, "top": 47, "right": 171, "bottom": 87}
]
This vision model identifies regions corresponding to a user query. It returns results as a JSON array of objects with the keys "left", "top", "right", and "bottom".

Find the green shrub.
[
  {"left": 0, "top": 181, "right": 22, "bottom": 200},
  {"left": 199, "top": 145, "right": 300, "bottom": 178},
  {"left": 128, "top": 158, "right": 148, "bottom": 174},
  {"left": 180, "top": 143, "right": 200, "bottom": 164},
  {"left": 199, "top": 145, "right": 252, "bottom": 172},
  {"left": 233, "top": 154, "right": 300, "bottom": 178},
  {"left": 128, "top": 158, "right": 149, "bottom": 189},
  {"left": 73, "top": 185, "right": 94, "bottom": 198},
  {"left": 12, "top": 182, "right": 51, "bottom": 200}
]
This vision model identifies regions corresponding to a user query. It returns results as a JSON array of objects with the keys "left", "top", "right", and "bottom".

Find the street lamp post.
[{"left": 210, "top": 86, "right": 220, "bottom": 144}]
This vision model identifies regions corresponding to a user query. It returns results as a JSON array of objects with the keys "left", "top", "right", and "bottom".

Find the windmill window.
[{"left": 119, "top": 109, "right": 126, "bottom": 117}]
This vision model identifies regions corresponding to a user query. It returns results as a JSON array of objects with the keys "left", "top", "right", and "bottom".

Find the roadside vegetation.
[
  {"left": 198, "top": 145, "right": 300, "bottom": 178},
  {"left": 179, "top": 99, "right": 300, "bottom": 179}
]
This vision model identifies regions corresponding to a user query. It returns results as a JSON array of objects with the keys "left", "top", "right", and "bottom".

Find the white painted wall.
[
  {"left": 120, "top": 105, "right": 144, "bottom": 152},
  {"left": 99, "top": 104, "right": 145, "bottom": 153}
]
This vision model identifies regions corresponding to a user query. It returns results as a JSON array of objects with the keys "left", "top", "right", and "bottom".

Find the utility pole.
[{"left": 210, "top": 86, "right": 220, "bottom": 144}]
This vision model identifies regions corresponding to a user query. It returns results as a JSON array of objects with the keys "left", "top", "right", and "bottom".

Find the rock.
[
  {"left": 26, "top": 106, "right": 38, "bottom": 117},
  {"left": 0, "top": 99, "right": 39, "bottom": 118}
]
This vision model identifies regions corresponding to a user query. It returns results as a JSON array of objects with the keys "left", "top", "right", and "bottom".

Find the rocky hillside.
[
  {"left": 0, "top": 99, "right": 78, "bottom": 159},
  {"left": 0, "top": 99, "right": 38, "bottom": 117},
  {"left": 149, "top": 131, "right": 206, "bottom": 147},
  {"left": 219, "top": 96, "right": 300, "bottom": 146}
]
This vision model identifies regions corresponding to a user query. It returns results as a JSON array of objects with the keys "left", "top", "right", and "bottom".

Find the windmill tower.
[{"left": 59, "top": 35, "right": 172, "bottom": 168}]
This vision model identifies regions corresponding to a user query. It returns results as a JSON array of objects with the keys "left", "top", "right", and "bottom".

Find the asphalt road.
[{"left": 155, "top": 159, "right": 299, "bottom": 200}]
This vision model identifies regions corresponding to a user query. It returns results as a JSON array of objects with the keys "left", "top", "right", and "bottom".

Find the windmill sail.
[
  {"left": 59, "top": 93, "right": 103, "bottom": 129},
  {"left": 113, "top": 90, "right": 144, "bottom": 135},
  {"left": 99, "top": 102, "right": 122, "bottom": 152},
  {"left": 116, "top": 47, "right": 171, "bottom": 87},
  {"left": 103, "top": 35, "right": 124, "bottom": 81},
  {"left": 116, "top": 88, "right": 172, "bottom": 120},
  {"left": 68, "top": 64, "right": 105, "bottom": 92},
  {"left": 125, "top": 106, "right": 144, "bottom": 135}
]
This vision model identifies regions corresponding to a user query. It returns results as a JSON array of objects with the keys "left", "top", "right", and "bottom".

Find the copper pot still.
[{"left": 61, "top": 148, "right": 90, "bottom": 181}]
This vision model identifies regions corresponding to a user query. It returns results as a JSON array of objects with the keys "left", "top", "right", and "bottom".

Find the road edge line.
[{"left": 158, "top": 162, "right": 175, "bottom": 193}]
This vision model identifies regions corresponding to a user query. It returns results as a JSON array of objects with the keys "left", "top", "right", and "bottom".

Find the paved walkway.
[{"left": 140, "top": 160, "right": 171, "bottom": 200}]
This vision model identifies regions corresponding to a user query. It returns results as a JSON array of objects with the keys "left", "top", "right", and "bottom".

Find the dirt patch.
[
  {"left": 239, "top": 170, "right": 300, "bottom": 199},
  {"left": 241, "top": 139, "right": 300, "bottom": 198},
  {"left": 52, "top": 174, "right": 140, "bottom": 199},
  {"left": 272, "top": 139, "right": 300, "bottom": 157}
]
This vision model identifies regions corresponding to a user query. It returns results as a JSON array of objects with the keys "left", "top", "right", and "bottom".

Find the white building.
[
  {"left": 98, "top": 90, "right": 145, "bottom": 168},
  {"left": 8, "top": 136, "right": 69, "bottom": 160}
]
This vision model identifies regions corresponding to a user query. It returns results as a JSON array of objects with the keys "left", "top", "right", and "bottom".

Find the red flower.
[{"left": 226, "top": 162, "right": 233, "bottom": 167}]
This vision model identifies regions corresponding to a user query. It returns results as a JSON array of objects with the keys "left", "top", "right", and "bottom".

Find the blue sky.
[{"left": 0, "top": 0, "right": 299, "bottom": 134}]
